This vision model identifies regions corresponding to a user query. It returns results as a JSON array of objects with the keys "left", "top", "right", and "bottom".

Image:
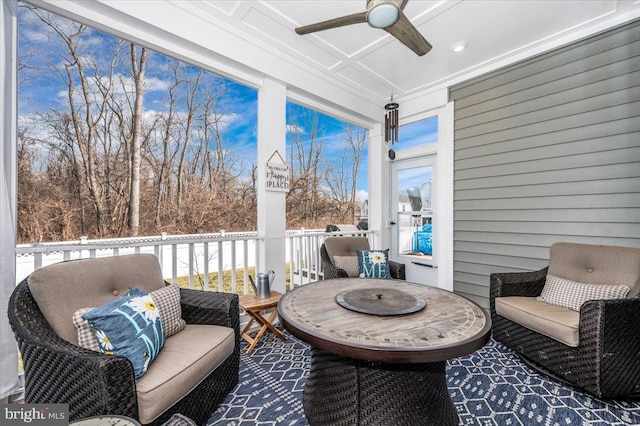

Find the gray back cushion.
[
  {"left": 548, "top": 242, "right": 640, "bottom": 297},
  {"left": 324, "top": 237, "right": 370, "bottom": 264},
  {"left": 28, "top": 254, "right": 165, "bottom": 345}
]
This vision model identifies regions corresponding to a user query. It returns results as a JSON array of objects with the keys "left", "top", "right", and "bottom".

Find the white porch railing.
[{"left": 15, "top": 229, "right": 371, "bottom": 293}]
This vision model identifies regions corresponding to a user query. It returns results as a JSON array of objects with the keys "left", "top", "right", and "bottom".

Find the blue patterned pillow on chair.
[
  {"left": 83, "top": 290, "right": 165, "bottom": 378},
  {"left": 357, "top": 249, "right": 392, "bottom": 279}
]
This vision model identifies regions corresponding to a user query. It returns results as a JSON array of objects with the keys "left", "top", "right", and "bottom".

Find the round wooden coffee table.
[{"left": 278, "top": 278, "right": 491, "bottom": 426}]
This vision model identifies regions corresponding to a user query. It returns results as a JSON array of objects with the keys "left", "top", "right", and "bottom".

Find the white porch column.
[
  {"left": 367, "top": 123, "right": 390, "bottom": 251},
  {"left": 437, "top": 102, "right": 455, "bottom": 292},
  {"left": 257, "top": 79, "right": 286, "bottom": 293},
  {"left": 0, "top": 0, "right": 21, "bottom": 401}
]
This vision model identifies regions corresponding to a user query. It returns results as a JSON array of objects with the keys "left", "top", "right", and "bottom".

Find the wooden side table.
[{"left": 239, "top": 290, "right": 286, "bottom": 354}]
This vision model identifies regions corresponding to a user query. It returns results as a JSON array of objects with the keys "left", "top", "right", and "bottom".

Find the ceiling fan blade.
[
  {"left": 295, "top": 11, "right": 368, "bottom": 35},
  {"left": 384, "top": 11, "right": 432, "bottom": 56}
]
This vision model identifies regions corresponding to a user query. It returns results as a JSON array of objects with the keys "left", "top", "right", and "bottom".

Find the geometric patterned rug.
[{"left": 207, "top": 327, "right": 640, "bottom": 425}]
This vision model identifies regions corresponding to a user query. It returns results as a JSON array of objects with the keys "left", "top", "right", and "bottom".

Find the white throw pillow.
[{"left": 536, "top": 274, "right": 630, "bottom": 311}]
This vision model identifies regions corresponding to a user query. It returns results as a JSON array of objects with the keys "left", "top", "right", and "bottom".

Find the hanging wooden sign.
[{"left": 266, "top": 150, "right": 289, "bottom": 192}]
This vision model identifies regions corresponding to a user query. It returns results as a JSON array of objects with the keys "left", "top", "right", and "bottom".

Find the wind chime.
[{"left": 384, "top": 95, "right": 399, "bottom": 159}]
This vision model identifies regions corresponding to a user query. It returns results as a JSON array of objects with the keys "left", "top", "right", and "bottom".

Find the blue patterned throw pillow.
[
  {"left": 83, "top": 290, "right": 165, "bottom": 378},
  {"left": 357, "top": 249, "right": 392, "bottom": 279}
]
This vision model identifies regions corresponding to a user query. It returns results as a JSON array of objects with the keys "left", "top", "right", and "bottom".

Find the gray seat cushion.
[
  {"left": 136, "top": 324, "right": 235, "bottom": 424},
  {"left": 495, "top": 296, "right": 580, "bottom": 347}
]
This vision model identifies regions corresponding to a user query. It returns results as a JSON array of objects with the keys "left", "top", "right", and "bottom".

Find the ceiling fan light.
[
  {"left": 451, "top": 41, "right": 467, "bottom": 53},
  {"left": 367, "top": 4, "right": 399, "bottom": 29}
]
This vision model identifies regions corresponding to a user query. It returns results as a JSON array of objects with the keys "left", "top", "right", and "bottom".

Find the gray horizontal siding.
[
  {"left": 449, "top": 19, "right": 640, "bottom": 309},
  {"left": 455, "top": 117, "right": 640, "bottom": 160},
  {"left": 453, "top": 231, "right": 635, "bottom": 248},
  {"left": 455, "top": 193, "right": 640, "bottom": 210}
]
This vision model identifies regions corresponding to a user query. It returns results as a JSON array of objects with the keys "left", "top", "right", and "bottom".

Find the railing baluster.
[
  {"left": 288, "top": 237, "right": 294, "bottom": 290},
  {"left": 313, "top": 235, "right": 320, "bottom": 281},
  {"left": 295, "top": 236, "right": 301, "bottom": 286},
  {"left": 319, "top": 235, "right": 326, "bottom": 279},
  {"left": 172, "top": 243, "right": 178, "bottom": 285},
  {"left": 299, "top": 235, "right": 305, "bottom": 284},
  {"left": 230, "top": 241, "right": 237, "bottom": 295},
  {"left": 34, "top": 252, "right": 42, "bottom": 270},
  {"left": 188, "top": 243, "right": 195, "bottom": 290},
  {"left": 203, "top": 242, "right": 210, "bottom": 292},
  {"left": 217, "top": 241, "right": 224, "bottom": 292},
  {"left": 243, "top": 240, "right": 249, "bottom": 295},
  {"left": 254, "top": 239, "right": 259, "bottom": 280},
  {"left": 307, "top": 235, "right": 312, "bottom": 282}
]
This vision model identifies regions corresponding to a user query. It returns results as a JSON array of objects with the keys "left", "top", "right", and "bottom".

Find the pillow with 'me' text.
[{"left": 356, "top": 249, "right": 391, "bottom": 279}]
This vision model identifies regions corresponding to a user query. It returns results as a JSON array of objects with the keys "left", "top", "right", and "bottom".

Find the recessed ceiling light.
[{"left": 451, "top": 42, "right": 467, "bottom": 53}]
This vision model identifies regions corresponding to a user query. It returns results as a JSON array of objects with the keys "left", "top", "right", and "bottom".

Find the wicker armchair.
[
  {"left": 8, "top": 254, "right": 240, "bottom": 425},
  {"left": 320, "top": 236, "right": 405, "bottom": 280},
  {"left": 490, "top": 242, "right": 640, "bottom": 399}
]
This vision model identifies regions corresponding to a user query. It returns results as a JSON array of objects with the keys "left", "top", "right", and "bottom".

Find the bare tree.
[
  {"left": 29, "top": 7, "right": 122, "bottom": 237},
  {"left": 147, "top": 69, "right": 180, "bottom": 228},
  {"left": 20, "top": 5, "right": 355, "bottom": 242},
  {"left": 286, "top": 111, "right": 325, "bottom": 228},
  {"left": 324, "top": 124, "right": 367, "bottom": 223},
  {"left": 176, "top": 68, "right": 203, "bottom": 210},
  {"left": 126, "top": 44, "right": 148, "bottom": 236}
]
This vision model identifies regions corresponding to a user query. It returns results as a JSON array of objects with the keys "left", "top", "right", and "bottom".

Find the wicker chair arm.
[
  {"left": 580, "top": 297, "right": 640, "bottom": 396},
  {"left": 179, "top": 288, "right": 240, "bottom": 335},
  {"left": 8, "top": 282, "right": 137, "bottom": 420},
  {"left": 320, "top": 244, "right": 349, "bottom": 280},
  {"left": 388, "top": 260, "right": 406, "bottom": 280},
  {"left": 23, "top": 338, "right": 137, "bottom": 420},
  {"left": 322, "top": 261, "right": 350, "bottom": 279},
  {"left": 489, "top": 268, "right": 548, "bottom": 316},
  {"left": 580, "top": 297, "right": 640, "bottom": 352},
  {"left": 490, "top": 267, "right": 548, "bottom": 299}
]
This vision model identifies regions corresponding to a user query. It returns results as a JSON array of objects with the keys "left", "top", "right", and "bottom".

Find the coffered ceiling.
[{"left": 177, "top": 0, "right": 639, "bottom": 105}]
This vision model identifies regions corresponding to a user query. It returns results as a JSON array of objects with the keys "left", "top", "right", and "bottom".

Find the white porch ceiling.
[
  {"left": 31, "top": 0, "right": 640, "bottom": 124},
  {"left": 180, "top": 0, "right": 639, "bottom": 105}
]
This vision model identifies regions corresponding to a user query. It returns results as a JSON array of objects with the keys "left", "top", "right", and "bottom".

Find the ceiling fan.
[{"left": 295, "top": 0, "right": 432, "bottom": 56}]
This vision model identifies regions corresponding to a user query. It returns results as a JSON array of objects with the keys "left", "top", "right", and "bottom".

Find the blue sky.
[{"left": 17, "top": 4, "right": 436, "bottom": 202}]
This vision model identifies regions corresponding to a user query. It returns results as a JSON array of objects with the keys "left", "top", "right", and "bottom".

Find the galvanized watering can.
[{"left": 249, "top": 270, "right": 274, "bottom": 298}]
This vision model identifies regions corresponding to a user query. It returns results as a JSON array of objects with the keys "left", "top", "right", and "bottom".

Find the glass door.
[{"left": 390, "top": 156, "right": 436, "bottom": 265}]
